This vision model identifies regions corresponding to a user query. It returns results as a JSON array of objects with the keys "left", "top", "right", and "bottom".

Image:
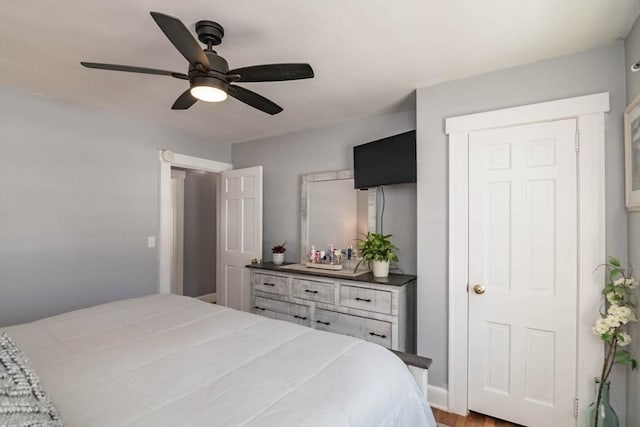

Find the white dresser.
[{"left": 248, "top": 263, "right": 416, "bottom": 352}]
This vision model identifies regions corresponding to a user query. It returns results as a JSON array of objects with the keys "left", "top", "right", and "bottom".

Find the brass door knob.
[{"left": 473, "top": 284, "right": 485, "bottom": 295}]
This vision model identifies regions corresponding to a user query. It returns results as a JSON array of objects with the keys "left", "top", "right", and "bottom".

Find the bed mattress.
[{"left": 2, "top": 294, "right": 435, "bottom": 427}]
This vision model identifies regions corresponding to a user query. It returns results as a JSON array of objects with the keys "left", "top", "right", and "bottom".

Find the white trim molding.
[
  {"left": 446, "top": 93, "right": 609, "bottom": 424},
  {"left": 161, "top": 150, "right": 233, "bottom": 173},
  {"left": 445, "top": 92, "right": 610, "bottom": 134},
  {"left": 427, "top": 385, "right": 449, "bottom": 411},
  {"left": 158, "top": 150, "right": 232, "bottom": 295},
  {"left": 447, "top": 131, "right": 470, "bottom": 415}
]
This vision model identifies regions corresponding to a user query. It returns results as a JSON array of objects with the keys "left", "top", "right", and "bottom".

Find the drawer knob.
[
  {"left": 263, "top": 282, "right": 276, "bottom": 287},
  {"left": 305, "top": 289, "right": 319, "bottom": 294},
  {"left": 316, "top": 320, "right": 330, "bottom": 326},
  {"left": 369, "top": 332, "right": 387, "bottom": 339},
  {"left": 294, "top": 315, "right": 307, "bottom": 320},
  {"left": 254, "top": 306, "right": 266, "bottom": 311},
  {"left": 355, "top": 297, "right": 372, "bottom": 302}
]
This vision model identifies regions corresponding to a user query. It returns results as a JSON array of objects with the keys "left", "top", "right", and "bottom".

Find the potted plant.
[
  {"left": 271, "top": 241, "right": 287, "bottom": 265},
  {"left": 588, "top": 257, "right": 638, "bottom": 427},
  {"left": 353, "top": 232, "right": 398, "bottom": 277}
]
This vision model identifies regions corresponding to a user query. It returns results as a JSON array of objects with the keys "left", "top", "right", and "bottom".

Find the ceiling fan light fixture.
[
  {"left": 190, "top": 76, "right": 228, "bottom": 102},
  {"left": 191, "top": 85, "right": 227, "bottom": 102}
]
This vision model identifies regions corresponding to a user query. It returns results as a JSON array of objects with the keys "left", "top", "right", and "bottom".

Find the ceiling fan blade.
[
  {"left": 172, "top": 89, "right": 198, "bottom": 110},
  {"left": 80, "top": 62, "right": 188, "bottom": 80},
  {"left": 228, "top": 63, "right": 314, "bottom": 82},
  {"left": 150, "top": 11, "right": 210, "bottom": 68},
  {"left": 227, "top": 85, "right": 283, "bottom": 115}
]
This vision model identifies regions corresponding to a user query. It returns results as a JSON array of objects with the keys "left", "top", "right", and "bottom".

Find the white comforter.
[{"left": 2, "top": 294, "right": 435, "bottom": 427}]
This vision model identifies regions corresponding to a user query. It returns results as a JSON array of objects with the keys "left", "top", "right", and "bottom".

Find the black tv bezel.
[{"left": 353, "top": 130, "right": 416, "bottom": 189}]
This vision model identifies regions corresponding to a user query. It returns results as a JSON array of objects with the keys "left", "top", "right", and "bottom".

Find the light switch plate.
[{"left": 147, "top": 236, "right": 156, "bottom": 248}]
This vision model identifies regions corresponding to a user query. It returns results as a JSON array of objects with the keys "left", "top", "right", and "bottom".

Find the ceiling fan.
[{"left": 81, "top": 12, "right": 314, "bottom": 115}]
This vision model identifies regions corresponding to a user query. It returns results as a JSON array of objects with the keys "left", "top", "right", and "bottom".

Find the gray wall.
[
  {"left": 625, "top": 15, "right": 640, "bottom": 427},
  {"left": 231, "top": 110, "right": 417, "bottom": 275},
  {"left": 182, "top": 169, "right": 218, "bottom": 298},
  {"left": 416, "top": 42, "right": 628, "bottom": 408},
  {"left": 0, "top": 86, "right": 231, "bottom": 326}
]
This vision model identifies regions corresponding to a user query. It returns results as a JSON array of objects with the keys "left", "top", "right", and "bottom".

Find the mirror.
[{"left": 300, "top": 170, "right": 376, "bottom": 263}]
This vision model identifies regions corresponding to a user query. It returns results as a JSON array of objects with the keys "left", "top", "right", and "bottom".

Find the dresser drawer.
[
  {"left": 253, "top": 273, "right": 288, "bottom": 296},
  {"left": 339, "top": 285, "right": 392, "bottom": 314},
  {"left": 314, "top": 308, "right": 392, "bottom": 348},
  {"left": 292, "top": 278, "right": 335, "bottom": 304},
  {"left": 255, "top": 309, "right": 311, "bottom": 327},
  {"left": 253, "top": 296, "right": 310, "bottom": 326}
]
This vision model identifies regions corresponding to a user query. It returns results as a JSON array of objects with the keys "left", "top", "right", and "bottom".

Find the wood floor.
[{"left": 432, "top": 408, "right": 526, "bottom": 427}]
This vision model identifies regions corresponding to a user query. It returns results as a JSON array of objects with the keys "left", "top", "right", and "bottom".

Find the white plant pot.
[
  {"left": 372, "top": 260, "right": 390, "bottom": 278},
  {"left": 272, "top": 253, "right": 285, "bottom": 265}
]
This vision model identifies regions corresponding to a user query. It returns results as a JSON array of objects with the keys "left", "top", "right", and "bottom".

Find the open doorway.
[
  {"left": 158, "top": 150, "right": 263, "bottom": 312},
  {"left": 171, "top": 167, "right": 218, "bottom": 303}
]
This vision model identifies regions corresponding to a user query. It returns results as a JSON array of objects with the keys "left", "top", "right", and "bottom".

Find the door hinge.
[
  {"left": 574, "top": 397, "right": 579, "bottom": 418},
  {"left": 466, "top": 283, "right": 469, "bottom": 293},
  {"left": 575, "top": 130, "right": 580, "bottom": 152}
]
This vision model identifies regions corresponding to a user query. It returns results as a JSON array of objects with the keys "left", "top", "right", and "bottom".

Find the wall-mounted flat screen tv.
[{"left": 353, "top": 130, "right": 416, "bottom": 189}]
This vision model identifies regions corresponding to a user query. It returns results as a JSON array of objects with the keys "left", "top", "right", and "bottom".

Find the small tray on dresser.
[{"left": 305, "top": 262, "right": 343, "bottom": 271}]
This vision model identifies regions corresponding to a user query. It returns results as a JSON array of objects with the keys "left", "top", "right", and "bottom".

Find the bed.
[{"left": 1, "top": 294, "right": 436, "bottom": 426}]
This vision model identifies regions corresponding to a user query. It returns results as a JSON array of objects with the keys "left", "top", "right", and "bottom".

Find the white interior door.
[
  {"left": 170, "top": 169, "right": 185, "bottom": 295},
  {"left": 218, "top": 166, "right": 263, "bottom": 311},
  {"left": 468, "top": 119, "right": 578, "bottom": 426}
]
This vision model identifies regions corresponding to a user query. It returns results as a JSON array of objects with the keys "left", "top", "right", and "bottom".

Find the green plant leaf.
[
  {"left": 616, "top": 352, "right": 630, "bottom": 365},
  {"left": 353, "top": 258, "right": 363, "bottom": 274},
  {"left": 355, "top": 232, "right": 399, "bottom": 263},
  {"left": 609, "top": 269, "right": 622, "bottom": 281}
]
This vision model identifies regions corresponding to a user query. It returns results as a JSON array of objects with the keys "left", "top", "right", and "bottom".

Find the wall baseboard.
[
  {"left": 427, "top": 385, "right": 448, "bottom": 411},
  {"left": 197, "top": 293, "right": 217, "bottom": 303}
]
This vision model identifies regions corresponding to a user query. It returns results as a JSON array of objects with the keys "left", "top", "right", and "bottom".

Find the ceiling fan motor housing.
[
  {"left": 204, "top": 51, "right": 229, "bottom": 73},
  {"left": 190, "top": 75, "right": 228, "bottom": 92},
  {"left": 188, "top": 51, "right": 229, "bottom": 90}
]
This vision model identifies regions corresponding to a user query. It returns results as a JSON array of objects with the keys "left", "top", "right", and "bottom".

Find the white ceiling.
[{"left": 0, "top": 1, "right": 637, "bottom": 145}]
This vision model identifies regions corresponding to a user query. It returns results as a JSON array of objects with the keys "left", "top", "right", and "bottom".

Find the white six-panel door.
[
  {"left": 218, "top": 166, "right": 263, "bottom": 311},
  {"left": 468, "top": 119, "right": 578, "bottom": 426}
]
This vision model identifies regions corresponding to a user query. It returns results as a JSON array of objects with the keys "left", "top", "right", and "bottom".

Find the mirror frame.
[{"left": 300, "top": 169, "right": 377, "bottom": 263}]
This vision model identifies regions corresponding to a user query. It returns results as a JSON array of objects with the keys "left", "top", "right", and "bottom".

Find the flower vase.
[
  {"left": 272, "top": 253, "right": 284, "bottom": 265},
  {"left": 587, "top": 378, "right": 619, "bottom": 427}
]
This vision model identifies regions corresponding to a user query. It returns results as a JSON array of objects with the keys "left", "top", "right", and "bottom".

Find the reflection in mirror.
[{"left": 300, "top": 170, "right": 376, "bottom": 263}]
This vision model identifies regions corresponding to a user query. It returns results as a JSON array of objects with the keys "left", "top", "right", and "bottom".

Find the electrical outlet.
[{"left": 147, "top": 236, "right": 156, "bottom": 248}]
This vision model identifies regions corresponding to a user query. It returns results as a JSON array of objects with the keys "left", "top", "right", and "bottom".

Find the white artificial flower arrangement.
[{"left": 591, "top": 257, "right": 638, "bottom": 425}]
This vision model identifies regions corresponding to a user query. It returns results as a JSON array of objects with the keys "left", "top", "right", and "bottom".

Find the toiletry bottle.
[
  {"left": 310, "top": 245, "right": 315, "bottom": 262},
  {"left": 347, "top": 245, "right": 352, "bottom": 261}
]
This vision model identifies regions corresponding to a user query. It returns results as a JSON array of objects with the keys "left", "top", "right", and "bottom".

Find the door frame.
[
  {"left": 170, "top": 169, "right": 186, "bottom": 295},
  {"left": 158, "top": 150, "right": 233, "bottom": 294},
  {"left": 446, "top": 92, "right": 610, "bottom": 424}
]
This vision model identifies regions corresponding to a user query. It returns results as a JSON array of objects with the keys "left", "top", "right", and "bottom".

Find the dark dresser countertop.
[{"left": 246, "top": 262, "right": 416, "bottom": 287}]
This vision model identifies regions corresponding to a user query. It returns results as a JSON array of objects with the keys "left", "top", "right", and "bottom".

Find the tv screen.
[{"left": 353, "top": 130, "right": 416, "bottom": 189}]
